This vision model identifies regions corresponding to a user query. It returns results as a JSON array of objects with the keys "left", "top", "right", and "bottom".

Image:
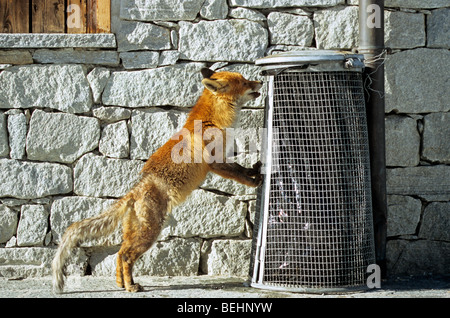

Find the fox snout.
[
  {"left": 249, "top": 80, "right": 263, "bottom": 99},
  {"left": 253, "top": 80, "right": 263, "bottom": 89}
]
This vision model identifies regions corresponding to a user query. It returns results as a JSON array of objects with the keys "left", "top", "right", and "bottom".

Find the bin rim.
[{"left": 255, "top": 49, "right": 364, "bottom": 66}]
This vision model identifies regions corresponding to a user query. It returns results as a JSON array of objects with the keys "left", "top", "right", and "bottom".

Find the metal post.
[{"left": 358, "top": 0, "right": 388, "bottom": 278}]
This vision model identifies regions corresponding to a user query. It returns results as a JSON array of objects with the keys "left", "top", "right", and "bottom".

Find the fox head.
[{"left": 200, "top": 68, "right": 263, "bottom": 106}]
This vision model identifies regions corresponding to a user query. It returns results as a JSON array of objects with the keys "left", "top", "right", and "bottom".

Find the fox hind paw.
[{"left": 126, "top": 283, "right": 144, "bottom": 293}]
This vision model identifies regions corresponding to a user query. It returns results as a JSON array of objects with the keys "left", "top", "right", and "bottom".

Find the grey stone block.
[
  {"left": 0, "top": 112, "right": 9, "bottom": 157},
  {"left": 0, "top": 198, "right": 28, "bottom": 207},
  {"left": 314, "top": 6, "right": 359, "bottom": 49},
  {"left": 99, "top": 120, "right": 130, "bottom": 159},
  {"left": 229, "top": 0, "right": 344, "bottom": 8},
  {"left": 102, "top": 63, "right": 204, "bottom": 108},
  {"left": 158, "top": 50, "right": 180, "bottom": 66},
  {"left": 73, "top": 154, "right": 144, "bottom": 198},
  {"left": 0, "top": 65, "right": 92, "bottom": 114},
  {"left": 120, "top": 51, "right": 159, "bottom": 70},
  {"left": 0, "top": 50, "right": 33, "bottom": 65},
  {"left": 386, "top": 165, "right": 450, "bottom": 197},
  {"left": 0, "top": 159, "right": 72, "bottom": 199},
  {"left": 384, "top": 0, "right": 450, "bottom": 9},
  {"left": 0, "top": 205, "right": 18, "bottom": 244},
  {"left": 419, "top": 202, "right": 450, "bottom": 241},
  {"left": 117, "top": 21, "right": 171, "bottom": 52},
  {"left": 130, "top": 109, "right": 187, "bottom": 160},
  {"left": 32, "top": 49, "right": 119, "bottom": 66},
  {"left": 200, "top": 0, "right": 228, "bottom": 20},
  {"left": 92, "top": 106, "right": 132, "bottom": 124},
  {"left": 229, "top": 8, "right": 267, "bottom": 22},
  {"left": 120, "top": 0, "right": 204, "bottom": 21},
  {"left": 385, "top": 49, "right": 450, "bottom": 114},
  {"left": 7, "top": 113, "right": 27, "bottom": 160},
  {"left": 349, "top": 0, "right": 449, "bottom": 8},
  {"left": 87, "top": 68, "right": 111, "bottom": 104},
  {"left": 201, "top": 239, "right": 252, "bottom": 276},
  {"left": 385, "top": 11, "right": 425, "bottom": 49},
  {"left": 387, "top": 195, "right": 422, "bottom": 237},
  {"left": 422, "top": 112, "right": 450, "bottom": 163},
  {"left": 385, "top": 115, "right": 420, "bottom": 167},
  {"left": 387, "top": 240, "right": 450, "bottom": 276},
  {"left": 268, "top": 12, "right": 314, "bottom": 46},
  {"left": 26, "top": 110, "right": 100, "bottom": 164},
  {"left": 134, "top": 238, "right": 201, "bottom": 276},
  {"left": 0, "top": 247, "right": 87, "bottom": 278},
  {"left": 178, "top": 20, "right": 268, "bottom": 62},
  {"left": 0, "top": 34, "right": 116, "bottom": 49},
  {"left": 170, "top": 30, "right": 178, "bottom": 48},
  {"left": 427, "top": 8, "right": 450, "bottom": 48},
  {"left": 16, "top": 205, "right": 48, "bottom": 247}
]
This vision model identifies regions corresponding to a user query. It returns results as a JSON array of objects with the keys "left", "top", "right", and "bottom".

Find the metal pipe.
[{"left": 358, "top": 0, "right": 388, "bottom": 278}]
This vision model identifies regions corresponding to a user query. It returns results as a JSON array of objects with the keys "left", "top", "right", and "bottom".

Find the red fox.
[{"left": 52, "top": 68, "right": 263, "bottom": 293}]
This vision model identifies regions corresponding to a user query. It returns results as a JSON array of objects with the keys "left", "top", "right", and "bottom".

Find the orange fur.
[{"left": 52, "top": 68, "right": 263, "bottom": 293}]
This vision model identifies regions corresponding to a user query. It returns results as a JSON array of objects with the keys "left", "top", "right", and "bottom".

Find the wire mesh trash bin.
[{"left": 250, "top": 50, "right": 376, "bottom": 293}]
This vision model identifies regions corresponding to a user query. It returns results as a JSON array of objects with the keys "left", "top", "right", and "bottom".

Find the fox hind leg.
[
  {"left": 116, "top": 249, "right": 124, "bottom": 288},
  {"left": 118, "top": 242, "right": 148, "bottom": 292},
  {"left": 116, "top": 194, "right": 167, "bottom": 292},
  {"left": 116, "top": 203, "right": 138, "bottom": 289}
]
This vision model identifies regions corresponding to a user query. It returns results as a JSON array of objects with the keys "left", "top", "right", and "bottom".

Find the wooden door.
[{"left": 0, "top": 0, "right": 110, "bottom": 33}]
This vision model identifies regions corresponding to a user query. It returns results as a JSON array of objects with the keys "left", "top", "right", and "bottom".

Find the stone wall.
[{"left": 0, "top": 0, "right": 448, "bottom": 280}]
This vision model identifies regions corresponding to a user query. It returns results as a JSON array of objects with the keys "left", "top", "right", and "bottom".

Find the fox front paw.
[
  {"left": 247, "top": 161, "right": 262, "bottom": 187},
  {"left": 246, "top": 161, "right": 262, "bottom": 177},
  {"left": 251, "top": 173, "right": 263, "bottom": 187}
]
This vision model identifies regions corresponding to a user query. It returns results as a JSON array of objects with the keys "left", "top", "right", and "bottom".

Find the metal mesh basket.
[{"left": 250, "top": 51, "right": 375, "bottom": 293}]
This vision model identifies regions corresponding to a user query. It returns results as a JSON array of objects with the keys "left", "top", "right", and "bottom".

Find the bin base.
[{"left": 249, "top": 281, "right": 370, "bottom": 295}]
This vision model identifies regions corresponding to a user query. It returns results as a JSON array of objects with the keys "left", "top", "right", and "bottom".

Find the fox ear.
[
  {"left": 202, "top": 78, "right": 220, "bottom": 92},
  {"left": 201, "top": 68, "right": 216, "bottom": 79},
  {"left": 202, "top": 78, "right": 228, "bottom": 93}
]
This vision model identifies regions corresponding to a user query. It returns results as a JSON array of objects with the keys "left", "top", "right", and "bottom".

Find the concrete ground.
[{"left": 0, "top": 274, "right": 448, "bottom": 298}]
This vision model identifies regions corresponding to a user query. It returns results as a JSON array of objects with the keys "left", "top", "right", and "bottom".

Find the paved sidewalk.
[{"left": 0, "top": 275, "right": 448, "bottom": 298}]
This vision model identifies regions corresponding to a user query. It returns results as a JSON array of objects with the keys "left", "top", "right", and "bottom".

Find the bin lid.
[{"left": 255, "top": 50, "right": 364, "bottom": 73}]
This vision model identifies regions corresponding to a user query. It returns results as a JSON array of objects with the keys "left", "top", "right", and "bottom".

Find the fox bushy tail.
[{"left": 52, "top": 196, "right": 134, "bottom": 293}]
